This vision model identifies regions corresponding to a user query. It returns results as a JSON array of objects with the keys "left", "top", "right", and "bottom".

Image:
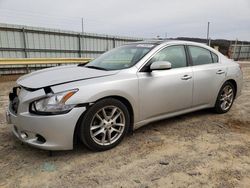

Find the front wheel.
[
  {"left": 79, "top": 98, "right": 130, "bottom": 151},
  {"left": 214, "top": 82, "right": 235, "bottom": 114}
]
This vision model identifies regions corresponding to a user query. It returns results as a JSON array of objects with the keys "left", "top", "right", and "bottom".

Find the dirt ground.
[{"left": 0, "top": 64, "right": 250, "bottom": 188}]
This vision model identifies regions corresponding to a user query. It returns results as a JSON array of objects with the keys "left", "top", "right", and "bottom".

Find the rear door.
[
  {"left": 187, "top": 45, "right": 227, "bottom": 107},
  {"left": 137, "top": 45, "right": 193, "bottom": 121}
]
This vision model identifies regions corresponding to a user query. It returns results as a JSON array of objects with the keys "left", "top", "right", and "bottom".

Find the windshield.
[{"left": 85, "top": 44, "right": 155, "bottom": 70}]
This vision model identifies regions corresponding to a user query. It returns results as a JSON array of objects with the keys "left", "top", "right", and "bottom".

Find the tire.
[
  {"left": 214, "top": 81, "right": 235, "bottom": 114},
  {"left": 79, "top": 98, "right": 130, "bottom": 151}
]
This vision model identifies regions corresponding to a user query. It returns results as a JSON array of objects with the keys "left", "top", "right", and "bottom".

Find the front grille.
[
  {"left": 9, "top": 86, "right": 20, "bottom": 114},
  {"left": 11, "top": 97, "right": 19, "bottom": 114}
]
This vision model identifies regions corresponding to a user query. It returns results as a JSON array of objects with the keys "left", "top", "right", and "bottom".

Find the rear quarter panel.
[{"left": 225, "top": 60, "right": 243, "bottom": 98}]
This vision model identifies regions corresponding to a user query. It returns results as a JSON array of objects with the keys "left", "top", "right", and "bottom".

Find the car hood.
[{"left": 17, "top": 65, "right": 119, "bottom": 89}]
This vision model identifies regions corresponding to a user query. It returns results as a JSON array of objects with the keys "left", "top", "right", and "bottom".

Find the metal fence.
[
  {"left": 0, "top": 23, "right": 143, "bottom": 59},
  {"left": 0, "top": 58, "right": 90, "bottom": 75},
  {"left": 229, "top": 44, "right": 250, "bottom": 61}
]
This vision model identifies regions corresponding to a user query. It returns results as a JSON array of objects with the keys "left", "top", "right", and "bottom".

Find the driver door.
[{"left": 137, "top": 45, "right": 193, "bottom": 121}]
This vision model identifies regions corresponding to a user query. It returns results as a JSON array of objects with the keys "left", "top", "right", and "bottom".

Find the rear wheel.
[
  {"left": 214, "top": 82, "right": 235, "bottom": 114},
  {"left": 79, "top": 98, "right": 130, "bottom": 151}
]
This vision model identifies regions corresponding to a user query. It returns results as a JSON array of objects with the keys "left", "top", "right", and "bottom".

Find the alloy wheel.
[
  {"left": 90, "top": 106, "right": 125, "bottom": 146},
  {"left": 219, "top": 85, "right": 234, "bottom": 111}
]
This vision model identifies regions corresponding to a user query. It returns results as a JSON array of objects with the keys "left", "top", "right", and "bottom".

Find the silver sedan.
[{"left": 6, "top": 40, "right": 243, "bottom": 151}]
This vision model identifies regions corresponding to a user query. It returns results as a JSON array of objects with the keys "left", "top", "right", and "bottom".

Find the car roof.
[
  {"left": 129, "top": 40, "right": 207, "bottom": 46},
  {"left": 131, "top": 40, "right": 166, "bottom": 45},
  {"left": 129, "top": 39, "right": 214, "bottom": 51}
]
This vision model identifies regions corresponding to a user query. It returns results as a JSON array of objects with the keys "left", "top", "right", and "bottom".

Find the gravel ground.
[{"left": 0, "top": 66, "right": 250, "bottom": 188}]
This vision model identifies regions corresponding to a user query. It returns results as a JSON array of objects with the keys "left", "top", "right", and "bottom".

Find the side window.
[
  {"left": 211, "top": 52, "right": 219, "bottom": 63},
  {"left": 188, "top": 46, "right": 213, "bottom": 66},
  {"left": 148, "top": 45, "right": 187, "bottom": 69}
]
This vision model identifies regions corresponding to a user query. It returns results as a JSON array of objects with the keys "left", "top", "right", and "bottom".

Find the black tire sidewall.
[
  {"left": 79, "top": 98, "right": 130, "bottom": 151},
  {"left": 214, "top": 82, "right": 235, "bottom": 114}
]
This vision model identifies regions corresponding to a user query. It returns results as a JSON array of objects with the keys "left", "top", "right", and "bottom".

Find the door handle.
[
  {"left": 216, "top": 70, "right": 225, "bottom": 74},
  {"left": 181, "top": 75, "right": 192, "bottom": 80}
]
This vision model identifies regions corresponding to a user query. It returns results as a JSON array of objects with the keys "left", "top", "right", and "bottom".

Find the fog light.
[
  {"left": 20, "top": 131, "right": 28, "bottom": 139},
  {"left": 36, "top": 134, "right": 46, "bottom": 143}
]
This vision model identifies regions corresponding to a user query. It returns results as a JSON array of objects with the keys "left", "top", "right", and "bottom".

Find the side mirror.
[{"left": 150, "top": 61, "right": 172, "bottom": 71}]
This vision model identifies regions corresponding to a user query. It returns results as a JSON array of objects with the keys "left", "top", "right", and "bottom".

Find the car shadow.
[
  {"left": 14, "top": 108, "right": 216, "bottom": 158},
  {"left": 133, "top": 108, "right": 215, "bottom": 132}
]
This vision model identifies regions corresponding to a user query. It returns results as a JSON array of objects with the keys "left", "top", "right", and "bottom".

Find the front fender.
[{"left": 51, "top": 75, "right": 140, "bottom": 123}]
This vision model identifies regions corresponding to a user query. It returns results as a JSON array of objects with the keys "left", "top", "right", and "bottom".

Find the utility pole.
[
  {"left": 81, "top": 18, "right": 84, "bottom": 34},
  {"left": 208, "top": 38, "right": 211, "bottom": 46},
  {"left": 79, "top": 18, "right": 84, "bottom": 58},
  {"left": 165, "top": 32, "right": 168, "bottom": 39},
  {"left": 206, "top": 22, "right": 210, "bottom": 46}
]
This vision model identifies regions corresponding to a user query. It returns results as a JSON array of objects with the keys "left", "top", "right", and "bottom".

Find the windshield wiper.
[{"left": 85, "top": 65, "right": 108, "bottom": 71}]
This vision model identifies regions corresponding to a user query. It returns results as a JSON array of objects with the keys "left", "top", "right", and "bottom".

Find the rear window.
[{"left": 188, "top": 46, "right": 213, "bottom": 66}]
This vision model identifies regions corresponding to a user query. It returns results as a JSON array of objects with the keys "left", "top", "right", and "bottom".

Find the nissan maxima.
[{"left": 6, "top": 40, "right": 243, "bottom": 151}]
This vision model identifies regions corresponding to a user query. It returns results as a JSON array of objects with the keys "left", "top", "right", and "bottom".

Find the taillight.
[{"left": 238, "top": 63, "right": 243, "bottom": 72}]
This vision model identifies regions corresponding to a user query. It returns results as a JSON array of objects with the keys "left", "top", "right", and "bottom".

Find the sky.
[{"left": 0, "top": 0, "right": 249, "bottom": 41}]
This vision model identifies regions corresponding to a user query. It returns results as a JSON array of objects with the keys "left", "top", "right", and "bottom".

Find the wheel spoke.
[
  {"left": 114, "top": 123, "right": 125, "bottom": 127},
  {"left": 227, "top": 89, "right": 233, "bottom": 95},
  {"left": 102, "top": 108, "right": 108, "bottom": 120},
  {"left": 91, "top": 124, "right": 103, "bottom": 130},
  {"left": 107, "top": 129, "right": 112, "bottom": 143},
  {"left": 112, "top": 112, "right": 121, "bottom": 121},
  {"left": 111, "top": 127, "right": 121, "bottom": 133},
  {"left": 220, "top": 97, "right": 226, "bottom": 101},
  {"left": 96, "top": 113, "right": 103, "bottom": 121},
  {"left": 101, "top": 130, "right": 107, "bottom": 144},
  {"left": 221, "top": 101, "right": 227, "bottom": 110},
  {"left": 110, "top": 107, "right": 117, "bottom": 119},
  {"left": 93, "top": 128, "right": 104, "bottom": 137}
]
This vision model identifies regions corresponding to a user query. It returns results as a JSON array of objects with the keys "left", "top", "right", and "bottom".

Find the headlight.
[{"left": 30, "top": 89, "right": 78, "bottom": 115}]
